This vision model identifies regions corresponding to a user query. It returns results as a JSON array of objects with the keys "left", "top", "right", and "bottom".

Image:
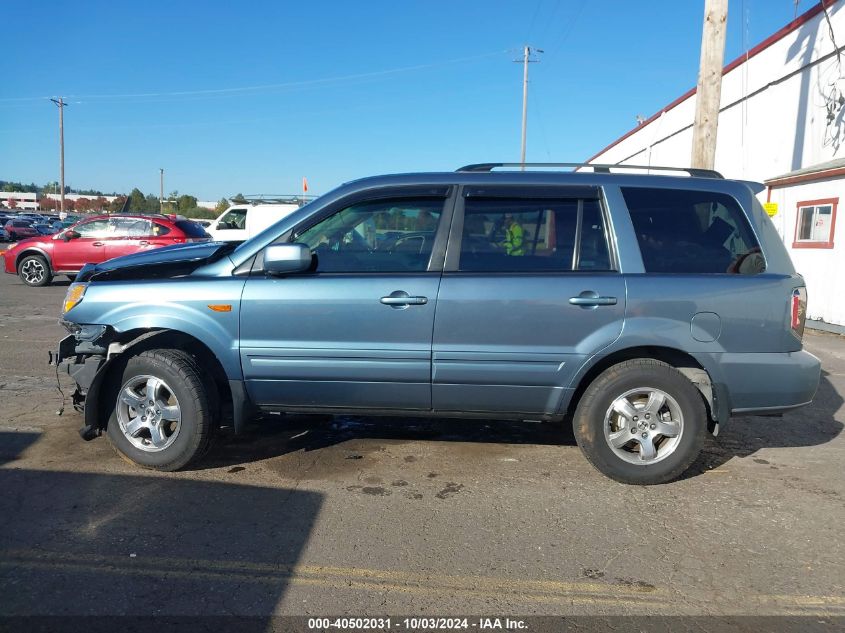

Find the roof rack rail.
[
  {"left": 231, "top": 193, "right": 317, "bottom": 206},
  {"left": 456, "top": 162, "right": 723, "bottom": 179}
]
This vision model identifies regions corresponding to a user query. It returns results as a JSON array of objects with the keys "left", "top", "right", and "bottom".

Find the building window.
[{"left": 793, "top": 198, "right": 837, "bottom": 249}]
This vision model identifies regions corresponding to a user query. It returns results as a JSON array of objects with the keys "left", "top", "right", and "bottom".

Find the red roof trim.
[
  {"left": 585, "top": 0, "right": 838, "bottom": 164},
  {"left": 766, "top": 166, "right": 845, "bottom": 187}
]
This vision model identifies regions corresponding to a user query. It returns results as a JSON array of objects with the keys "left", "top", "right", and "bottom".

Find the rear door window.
[
  {"left": 457, "top": 196, "right": 612, "bottom": 272},
  {"left": 621, "top": 187, "right": 764, "bottom": 274},
  {"left": 110, "top": 218, "right": 152, "bottom": 237}
]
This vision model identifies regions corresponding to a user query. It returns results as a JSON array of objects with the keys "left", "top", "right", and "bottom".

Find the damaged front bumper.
[{"left": 51, "top": 323, "right": 113, "bottom": 440}]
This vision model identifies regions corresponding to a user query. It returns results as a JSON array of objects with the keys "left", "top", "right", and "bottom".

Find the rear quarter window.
[{"left": 621, "top": 187, "right": 765, "bottom": 274}]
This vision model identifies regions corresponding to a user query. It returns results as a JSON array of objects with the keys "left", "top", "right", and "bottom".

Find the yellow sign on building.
[{"left": 763, "top": 202, "right": 778, "bottom": 217}]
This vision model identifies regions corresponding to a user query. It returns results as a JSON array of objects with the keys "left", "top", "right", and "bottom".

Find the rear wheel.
[
  {"left": 18, "top": 254, "right": 53, "bottom": 287},
  {"left": 106, "top": 349, "right": 214, "bottom": 471},
  {"left": 573, "top": 359, "right": 707, "bottom": 485}
]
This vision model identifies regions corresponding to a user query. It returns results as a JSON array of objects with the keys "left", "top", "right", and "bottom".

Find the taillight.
[{"left": 791, "top": 287, "right": 807, "bottom": 340}]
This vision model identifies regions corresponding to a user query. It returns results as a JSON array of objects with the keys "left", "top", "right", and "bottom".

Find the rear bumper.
[{"left": 717, "top": 349, "right": 821, "bottom": 416}]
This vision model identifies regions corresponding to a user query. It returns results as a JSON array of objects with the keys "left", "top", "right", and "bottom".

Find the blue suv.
[{"left": 55, "top": 164, "right": 821, "bottom": 484}]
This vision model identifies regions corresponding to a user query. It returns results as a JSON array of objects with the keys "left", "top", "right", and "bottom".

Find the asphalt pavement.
[{"left": 0, "top": 262, "right": 843, "bottom": 625}]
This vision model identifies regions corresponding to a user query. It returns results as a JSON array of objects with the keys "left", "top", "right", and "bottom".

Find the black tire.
[
  {"left": 106, "top": 349, "right": 214, "bottom": 471},
  {"left": 17, "top": 254, "right": 53, "bottom": 287},
  {"left": 573, "top": 359, "right": 707, "bottom": 485}
]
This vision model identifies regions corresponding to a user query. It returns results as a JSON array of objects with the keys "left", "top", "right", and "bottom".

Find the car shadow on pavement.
[
  {"left": 200, "top": 372, "right": 843, "bottom": 481},
  {"left": 684, "top": 371, "right": 844, "bottom": 479},
  {"left": 0, "top": 430, "right": 322, "bottom": 624},
  {"left": 200, "top": 414, "right": 576, "bottom": 471}
]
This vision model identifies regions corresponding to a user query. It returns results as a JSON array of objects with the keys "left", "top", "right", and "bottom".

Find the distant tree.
[
  {"left": 128, "top": 188, "right": 146, "bottom": 212},
  {"left": 215, "top": 198, "right": 229, "bottom": 213},
  {"left": 108, "top": 196, "right": 127, "bottom": 213},
  {"left": 40, "top": 197, "right": 58, "bottom": 211},
  {"left": 75, "top": 197, "right": 92, "bottom": 213},
  {"left": 231, "top": 192, "right": 247, "bottom": 204},
  {"left": 94, "top": 196, "right": 108, "bottom": 212},
  {"left": 177, "top": 194, "right": 198, "bottom": 213},
  {"left": 63, "top": 199, "right": 75, "bottom": 212},
  {"left": 144, "top": 194, "right": 160, "bottom": 213}
]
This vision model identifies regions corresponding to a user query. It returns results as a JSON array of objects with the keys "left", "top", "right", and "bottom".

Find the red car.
[
  {"left": 4, "top": 219, "right": 39, "bottom": 241},
  {"left": 2, "top": 214, "right": 210, "bottom": 286}
]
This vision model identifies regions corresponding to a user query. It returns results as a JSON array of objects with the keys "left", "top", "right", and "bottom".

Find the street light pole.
[
  {"left": 50, "top": 98, "right": 67, "bottom": 214},
  {"left": 514, "top": 46, "right": 542, "bottom": 170}
]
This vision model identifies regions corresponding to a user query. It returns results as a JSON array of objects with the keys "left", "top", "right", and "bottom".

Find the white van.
[{"left": 206, "top": 202, "right": 300, "bottom": 242}]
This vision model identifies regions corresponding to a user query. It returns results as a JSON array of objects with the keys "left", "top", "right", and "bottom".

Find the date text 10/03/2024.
[{"left": 307, "top": 617, "right": 528, "bottom": 630}]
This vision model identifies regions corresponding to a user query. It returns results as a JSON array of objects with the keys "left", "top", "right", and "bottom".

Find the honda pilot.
[{"left": 53, "top": 164, "right": 821, "bottom": 484}]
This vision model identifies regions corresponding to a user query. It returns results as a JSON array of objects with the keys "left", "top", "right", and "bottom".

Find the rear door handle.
[
  {"left": 569, "top": 291, "right": 617, "bottom": 307},
  {"left": 92, "top": 242, "right": 104, "bottom": 247},
  {"left": 139, "top": 240, "right": 150, "bottom": 246},
  {"left": 380, "top": 291, "right": 428, "bottom": 308}
]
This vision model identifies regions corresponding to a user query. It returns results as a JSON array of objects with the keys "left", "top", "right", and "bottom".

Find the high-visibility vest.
[{"left": 504, "top": 223, "right": 525, "bottom": 256}]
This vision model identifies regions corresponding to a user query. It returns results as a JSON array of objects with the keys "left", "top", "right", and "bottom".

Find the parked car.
[
  {"left": 4, "top": 219, "right": 39, "bottom": 241},
  {"left": 15, "top": 213, "right": 46, "bottom": 223},
  {"left": 2, "top": 213, "right": 210, "bottom": 287},
  {"left": 205, "top": 201, "right": 301, "bottom": 242},
  {"left": 54, "top": 164, "right": 820, "bottom": 484},
  {"left": 33, "top": 223, "right": 59, "bottom": 236},
  {"left": 0, "top": 227, "right": 9, "bottom": 242}
]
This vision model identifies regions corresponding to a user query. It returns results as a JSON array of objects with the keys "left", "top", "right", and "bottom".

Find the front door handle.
[
  {"left": 92, "top": 242, "right": 104, "bottom": 247},
  {"left": 380, "top": 290, "right": 428, "bottom": 309},
  {"left": 569, "top": 291, "right": 617, "bottom": 307},
  {"left": 139, "top": 240, "right": 150, "bottom": 246}
]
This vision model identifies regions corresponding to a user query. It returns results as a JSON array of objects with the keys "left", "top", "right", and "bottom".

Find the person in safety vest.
[{"left": 501, "top": 213, "right": 525, "bottom": 255}]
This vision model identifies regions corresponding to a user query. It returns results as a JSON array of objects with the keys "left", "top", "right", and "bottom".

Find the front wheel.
[
  {"left": 18, "top": 254, "right": 53, "bottom": 287},
  {"left": 106, "top": 349, "right": 214, "bottom": 471},
  {"left": 573, "top": 359, "right": 707, "bottom": 485}
]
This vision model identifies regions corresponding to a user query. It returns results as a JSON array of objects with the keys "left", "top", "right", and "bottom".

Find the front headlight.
[{"left": 62, "top": 282, "right": 88, "bottom": 314}]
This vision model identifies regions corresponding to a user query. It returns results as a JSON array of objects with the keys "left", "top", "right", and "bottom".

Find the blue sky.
[{"left": 1, "top": 0, "right": 814, "bottom": 200}]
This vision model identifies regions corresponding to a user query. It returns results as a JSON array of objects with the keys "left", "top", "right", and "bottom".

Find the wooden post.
[{"left": 691, "top": 0, "right": 728, "bottom": 170}]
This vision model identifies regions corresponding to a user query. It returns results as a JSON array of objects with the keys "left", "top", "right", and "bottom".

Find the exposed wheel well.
[
  {"left": 111, "top": 329, "right": 232, "bottom": 424},
  {"left": 567, "top": 346, "right": 717, "bottom": 431}
]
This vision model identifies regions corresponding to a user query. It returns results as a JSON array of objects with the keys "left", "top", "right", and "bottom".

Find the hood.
[{"left": 78, "top": 241, "right": 238, "bottom": 282}]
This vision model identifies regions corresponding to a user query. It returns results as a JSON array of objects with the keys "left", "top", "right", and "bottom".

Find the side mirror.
[
  {"left": 264, "top": 243, "right": 312, "bottom": 275},
  {"left": 63, "top": 230, "right": 80, "bottom": 241}
]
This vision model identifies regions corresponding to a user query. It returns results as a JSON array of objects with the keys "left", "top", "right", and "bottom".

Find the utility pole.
[
  {"left": 160, "top": 168, "right": 164, "bottom": 213},
  {"left": 514, "top": 45, "right": 542, "bottom": 170},
  {"left": 691, "top": 0, "right": 728, "bottom": 170},
  {"left": 50, "top": 98, "right": 68, "bottom": 214}
]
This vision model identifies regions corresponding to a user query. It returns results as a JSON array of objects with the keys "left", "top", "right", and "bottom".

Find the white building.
[
  {"left": 44, "top": 193, "right": 119, "bottom": 204},
  {"left": 587, "top": 0, "right": 845, "bottom": 330},
  {"left": 0, "top": 191, "right": 39, "bottom": 211}
]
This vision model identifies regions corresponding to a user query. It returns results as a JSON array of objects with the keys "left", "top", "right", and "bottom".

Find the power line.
[
  {"left": 526, "top": 0, "right": 544, "bottom": 42},
  {"left": 0, "top": 50, "right": 507, "bottom": 103}
]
